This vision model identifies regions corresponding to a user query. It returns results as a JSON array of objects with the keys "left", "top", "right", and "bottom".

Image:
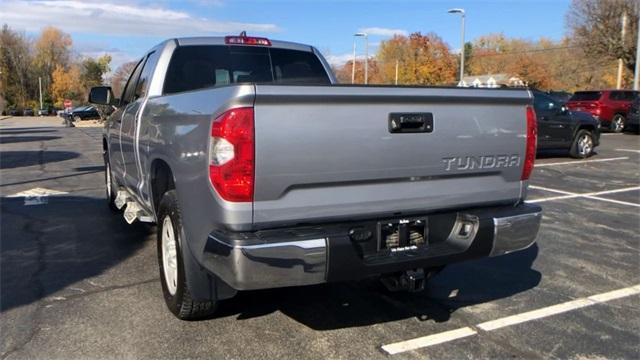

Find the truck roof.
[{"left": 174, "top": 36, "right": 314, "bottom": 52}]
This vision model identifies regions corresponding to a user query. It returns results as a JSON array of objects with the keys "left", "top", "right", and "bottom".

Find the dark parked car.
[
  {"left": 22, "top": 108, "right": 34, "bottom": 116},
  {"left": 69, "top": 105, "right": 100, "bottom": 121},
  {"left": 8, "top": 109, "right": 21, "bottom": 116},
  {"left": 533, "top": 90, "right": 600, "bottom": 158},
  {"left": 566, "top": 90, "right": 638, "bottom": 132},
  {"left": 545, "top": 90, "right": 572, "bottom": 103},
  {"left": 626, "top": 96, "right": 640, "bottom": 133}
]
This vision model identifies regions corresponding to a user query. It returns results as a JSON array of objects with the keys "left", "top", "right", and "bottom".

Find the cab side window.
[
  {"left": 120, "top": 59, "right": 145, "bottom": 106},
  {"left": 135, "top": 51, "right": 159, "bottom": 100}
]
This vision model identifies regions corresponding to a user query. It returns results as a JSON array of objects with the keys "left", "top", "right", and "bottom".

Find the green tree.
[
  {"left": 81, "top": 54, "right": 111, "bottom": 89},
  {"left": 0, "top": 24, "right": 34, "bottom": 108}
]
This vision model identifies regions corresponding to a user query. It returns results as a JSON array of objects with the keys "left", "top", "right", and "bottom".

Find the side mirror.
[{"left": 88, "top": 86, "right": 115, "bottom": 106}]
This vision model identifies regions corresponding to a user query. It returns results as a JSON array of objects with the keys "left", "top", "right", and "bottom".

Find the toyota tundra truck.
[{"left": 88, "top": 34, "right": 542, "bottom": 320}]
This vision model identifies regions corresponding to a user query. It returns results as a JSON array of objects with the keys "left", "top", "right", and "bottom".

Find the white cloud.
[
  {"left": 324, "top": 53, "right": 354, "bottom": 67},
  {"left": 359, "top": 27, "right": 408, "bottom": 37},
  {"left": 0, "top": 0, "right": 279, "bottom": 37}
]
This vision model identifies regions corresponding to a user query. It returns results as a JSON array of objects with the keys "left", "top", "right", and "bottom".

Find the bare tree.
[
  {"left": 108, "top": 61, "right": 137, "bottom": 99},
  {"left": 567, "top": 0, "right": 639, "bottom": 73}
]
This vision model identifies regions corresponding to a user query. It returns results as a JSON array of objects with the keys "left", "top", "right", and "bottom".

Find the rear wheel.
[
  {"left": 157, "top": 190, "right": 217, "bottom": 320},
  {"left": 569, "top": 130, "right": 594, "bottom": 159},
  {"left": 105, "top": 157, "right": 119, "bottom": 211},
  {"left": 610, "top": 114, "right": 625, "bottom": 133}
]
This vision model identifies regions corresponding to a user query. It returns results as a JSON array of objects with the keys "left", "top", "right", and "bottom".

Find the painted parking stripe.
[
  {"left": 381, "top": 284, "right": 640, "bottom": 355},
  {"left": 478, "top": 285, "right": 640, "bottom": 331},
  {"left": 527, "top": 185, "right": 640, "bottom": 207},
  {"left": 615, "top": 149, "right": 640, "bottom": 154},
  {"left": 535, "top": 157, "right": 628, "bottom": 167},
  {"left": 381, "top": 327, "right": 477, "bottom": 355}
]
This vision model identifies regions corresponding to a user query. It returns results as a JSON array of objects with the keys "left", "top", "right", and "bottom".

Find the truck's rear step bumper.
[{"left": 203, "top": 203, "right": 542, "bottom": 291}]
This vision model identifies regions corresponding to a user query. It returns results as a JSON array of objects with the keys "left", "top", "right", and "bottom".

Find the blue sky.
[{"left": 1, "top": 0, "right": 572, "bottom": 70}]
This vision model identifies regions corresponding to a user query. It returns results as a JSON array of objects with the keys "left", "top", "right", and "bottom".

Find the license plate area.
[{"left": 377, "top": 217, "right": 428, "bottom": 253}]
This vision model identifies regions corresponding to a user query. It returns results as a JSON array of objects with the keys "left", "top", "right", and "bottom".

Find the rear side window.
[
  {"left": 163, "top": 45, "right": 330, "bottom": 94},
  {"left": 609, "top": 91, "right": 623, "bottom": 100},
  {"left": 570, "top": 91, "right": 602, "bottom": 101}
]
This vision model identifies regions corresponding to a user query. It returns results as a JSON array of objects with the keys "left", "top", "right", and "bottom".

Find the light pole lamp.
[
  {"left": 354, "top": 32, "right": 368, "bottom": 85},
  {"left": 448, "top": 8, "right": 466, "bottom": 86}
]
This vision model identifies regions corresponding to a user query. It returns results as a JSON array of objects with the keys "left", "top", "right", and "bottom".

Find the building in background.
[{"left": 461, "top": 74, "right": 526, "bottom": 88}]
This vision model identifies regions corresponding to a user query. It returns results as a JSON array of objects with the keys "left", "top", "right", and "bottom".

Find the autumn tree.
[
  {"left": 33, "top": 26, "right": 72, "bottom": 96},
  {"left": 334, "top": 59, "right": 381, "bottom": 84},
  {"left": 51, "top": 64, "right": 83, "bottom": 107},
  {"left": 567, "top": 0, "right": 638, "bottom": 74},
  {"left": 376, "top": 33, "right": 457, "bottom": 85}
]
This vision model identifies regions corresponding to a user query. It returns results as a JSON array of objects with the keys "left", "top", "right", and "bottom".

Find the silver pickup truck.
[{"left": 89, "top": 34, "right": 542, "bottom": 320}]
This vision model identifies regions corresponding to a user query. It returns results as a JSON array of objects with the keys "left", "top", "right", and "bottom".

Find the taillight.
[
  {"left": 209, "top": 107, "right": 254, "bottom": 202},
  {"left": 522, "top": 105, "right": 537, "bottom": 181}
]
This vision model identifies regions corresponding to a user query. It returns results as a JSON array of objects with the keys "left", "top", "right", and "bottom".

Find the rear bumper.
[{"left": 202, "top": 203, "right": 542, "bottom": 291}]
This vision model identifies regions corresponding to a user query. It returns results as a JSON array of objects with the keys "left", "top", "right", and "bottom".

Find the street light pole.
[
  {"left": 364, "top": 34, "right": 369, "bottom": 85},
  {"left": 38, "top": 77, "right": 43, "bottom": 110},
  {"left": 395, "top": 59, "right": 399, "bottom": 85},
  {"left": 448, "top": 8, "right": 466, "bottom": 86},
  {"left": 354, "top": 33, "right": 368, "bottom": 84},
  {"left": 351, "top": 39, "right": 357, "bottom": 84},
  {"left": 617, "top": 12, "right": 627, "bottom": 89},
  {"left": 634, "top": 13, "right": 640, "bottom": 90}
]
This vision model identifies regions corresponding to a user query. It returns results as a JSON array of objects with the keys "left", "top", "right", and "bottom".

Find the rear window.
[
  {"left": 569, "top": 91, "right": 602, "bottom": 101},
  {"left": 163, "top": 45, "right": 331, "bottom": 94}
]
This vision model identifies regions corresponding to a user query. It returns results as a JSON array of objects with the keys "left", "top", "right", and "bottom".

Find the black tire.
[
  {"left": 104, "top": 156, "right": 119, "bottom": 211},
  {"left": 569, "top": 129, "right": 595, "bottom": 159},
  {"left": 610, "top": 114, "right": 625, "bottom": 133},
  {"left": 73, "top": 115, "right": 82, "bottom": 122},
  {"left": 157, "top": 190, "right": 217, "bottom": 320}
]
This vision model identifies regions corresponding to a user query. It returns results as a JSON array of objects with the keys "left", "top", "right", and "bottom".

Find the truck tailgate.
[{"left": 253, "top": 85, "right": 531, "bottom": 227}]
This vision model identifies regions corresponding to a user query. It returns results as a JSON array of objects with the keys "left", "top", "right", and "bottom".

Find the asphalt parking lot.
[{"left": 1, "top": 117, "right": 639, "bottom": 359}]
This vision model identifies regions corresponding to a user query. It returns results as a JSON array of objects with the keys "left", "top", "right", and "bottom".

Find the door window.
[
  {"left": 120, "top": 58, "right": 145, "bottom": 106},
  {"left": 534, "top": 93, "right": 556, "bottom": 112},
  {"left": 135, "top": 51, "right": 159, "bottom": 99}
]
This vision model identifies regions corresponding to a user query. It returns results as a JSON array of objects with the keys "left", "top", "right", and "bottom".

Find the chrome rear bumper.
[{"left": 203, "top": 203, "right": 541, "bottom": 291}]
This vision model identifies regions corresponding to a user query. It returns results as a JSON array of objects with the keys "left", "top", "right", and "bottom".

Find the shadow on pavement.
[
  {"left": 0, "top": 136, "right": 62, "bottom": 144},
  {"left": 0, "top": 196, "right": 152, "bottom": 312},
  {"left": 0, "top": 129, "right": 57, "bottom": 135},
  {"left": 0, "top": 127, "right": 59, "bottom": 132},
  {"left": 536, "top": 150, "right": 599, "bottom": 159},
  {"left": 0, "top": 151, "right": 79, "bottom": 170},
  {"left": 215, "top": 244, "right": 540, "bottom": 330},
  {"left": 74, "top": 165, "right": 105, "bottom": 172}
]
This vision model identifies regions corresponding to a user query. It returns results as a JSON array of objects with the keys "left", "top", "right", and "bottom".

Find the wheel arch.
[{"left": 150, "top": 158, "right": 176, "bottom": 217}]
